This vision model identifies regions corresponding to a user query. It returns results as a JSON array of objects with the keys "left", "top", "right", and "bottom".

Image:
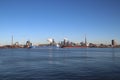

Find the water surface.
[{"left": 0, "top": 48, "right": 120, "bottom": 80}]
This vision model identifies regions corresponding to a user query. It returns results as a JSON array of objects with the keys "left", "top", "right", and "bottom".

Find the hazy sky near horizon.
[{"left": 0, "top": 0, "right": 120, "bottom": 45}]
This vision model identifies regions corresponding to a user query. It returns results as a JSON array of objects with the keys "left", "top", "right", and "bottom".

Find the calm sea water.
[{"left": 0, "top": 48, "right": 120, "bottom": 80}]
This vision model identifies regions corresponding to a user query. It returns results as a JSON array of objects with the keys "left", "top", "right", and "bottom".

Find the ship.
[
  {"left": 30, "top": 38, "right": 60, "bottom": 49},
  {"left": 30, "top": 44, "right": 60, "bottom": 49},
  {"left": 61, "top": 45, "right": 88, "bottom": 48}
]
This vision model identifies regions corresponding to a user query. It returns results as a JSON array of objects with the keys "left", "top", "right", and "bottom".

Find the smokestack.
[
  {"left": 85, "top": 35, "right": 87, "bottom": 46},
  {"left": 12, "top": 35, "right": 13, "bottom": 46}
]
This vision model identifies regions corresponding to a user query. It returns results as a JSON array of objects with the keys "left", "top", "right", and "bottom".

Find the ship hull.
[{"left": 61, "top": 46, "right": 88, "bottom": 48}]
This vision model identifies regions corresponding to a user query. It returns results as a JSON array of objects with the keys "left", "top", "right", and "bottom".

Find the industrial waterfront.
[
  {"left": 0, "top": 0, "right": 120, "bottom": 79},
  {"left": 0, "top": 36, "right": 120, "bottom": 48}
]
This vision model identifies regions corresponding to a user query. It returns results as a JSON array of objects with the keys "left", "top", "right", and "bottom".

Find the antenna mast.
[{"left": 12, "top": 35, "right": 13, "bottom": 46}]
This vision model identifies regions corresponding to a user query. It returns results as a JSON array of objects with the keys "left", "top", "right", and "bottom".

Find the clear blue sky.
[{"left": 0, "top": 0, "right": 120, "bottom": 45}]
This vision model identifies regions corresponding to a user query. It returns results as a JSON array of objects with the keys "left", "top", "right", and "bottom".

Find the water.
[{"left": 0, "top": 48, "right": 120, "bottom": 80}]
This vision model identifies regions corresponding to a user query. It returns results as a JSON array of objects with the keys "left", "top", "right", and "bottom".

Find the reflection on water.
[{"left": 0, "top": 48, "right": 120, "bottom": 80}]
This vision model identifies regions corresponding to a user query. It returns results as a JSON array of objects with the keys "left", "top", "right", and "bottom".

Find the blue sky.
[{"left": 0, "top": 0, "right": 120, "bottom": 45}]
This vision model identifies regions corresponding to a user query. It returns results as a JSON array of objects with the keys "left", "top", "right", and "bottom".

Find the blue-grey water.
[{"left": 0, "top": 48, "right": 120, "bottom": 80}]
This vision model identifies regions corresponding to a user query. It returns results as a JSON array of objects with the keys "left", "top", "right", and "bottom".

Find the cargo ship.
[
  {"left": 61, "top": 45, "right": 88, "bottom": 48},
  {"left": 30, "top": 44, "right": 60, "bottom": 49}
]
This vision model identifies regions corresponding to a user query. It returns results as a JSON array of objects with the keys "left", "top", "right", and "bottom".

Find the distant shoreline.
[{"left": 0, "top": 45, "right": 120, "bottom": 49}]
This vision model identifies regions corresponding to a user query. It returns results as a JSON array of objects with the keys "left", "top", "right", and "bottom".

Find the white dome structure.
[{"left": 47, "top": 38, "right": 53, "bottom": 43}]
